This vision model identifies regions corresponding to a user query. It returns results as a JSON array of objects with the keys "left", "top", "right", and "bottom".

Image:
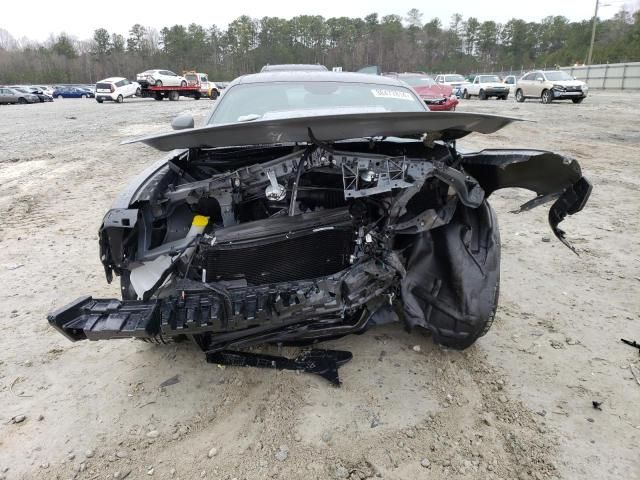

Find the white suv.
[
  {"left": 95, "top": 77, "right": 141, "bottom": 103},
  {"left": 136, "top": 69, "right": 187, "bottom": 88}
]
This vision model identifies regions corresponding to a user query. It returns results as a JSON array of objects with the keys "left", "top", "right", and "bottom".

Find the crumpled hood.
[{"left": 123, "top": 111, "right": 521, "bottom": 151}]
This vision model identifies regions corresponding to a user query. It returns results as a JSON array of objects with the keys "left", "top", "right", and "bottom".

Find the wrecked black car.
[{"left": 48, "top": 72, "right": 591, "bottom": 382}]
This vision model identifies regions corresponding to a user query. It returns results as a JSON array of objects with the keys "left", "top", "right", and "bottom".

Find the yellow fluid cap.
[{"left": 192, "top": 215, "right": 209, "bottom": 227}]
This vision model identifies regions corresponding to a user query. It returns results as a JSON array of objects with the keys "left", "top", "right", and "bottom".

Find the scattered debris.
[
  {"left": 9, "top": 377, "right": 33, "bottom": 398},
  {"left": 420, "top": 458, "right": 431, "bottom": 468},
  {"left": 159, "top": 375, "right": 180, "bottom": 388},
  {"left": 592, "top": 401, "right": 603, "bottom": 411},
  {"left": 207, "top": 447, "right": 218, "bottom": 458},
  {"left": 321, "top": 430, "right": 332, "bottom": 442},
  {"left": 412, "top": 345, "right": 421, "bottom": 352},
  {"left": 275, "top": 446, "right": 289, "bottom": 462},
  {"left": 11, "top": 414, "right": 26, "bottom": 424},
  {"left": 621, "top": 338, "right": 640, "bottom": 354},
  {"left": 541, "top": 236, "right": 551, "bottom": 242},
  {"left": 146, "top": 430, "right": 160, "bottom": 438}
]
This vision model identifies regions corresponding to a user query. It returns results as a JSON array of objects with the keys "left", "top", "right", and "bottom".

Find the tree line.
[{"left": 0, "top": 8, "right": 639, "bottom": 84}]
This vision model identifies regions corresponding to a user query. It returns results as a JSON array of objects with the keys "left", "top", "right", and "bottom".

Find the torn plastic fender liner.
[
  {"left": 460, "top": 149, "right": 592, "bottom": 252},
  {"left": 401, "top": 201, "right": 501, "bottom": 349}
]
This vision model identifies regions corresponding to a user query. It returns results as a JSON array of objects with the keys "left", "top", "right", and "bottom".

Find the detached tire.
[
  {"left": 168, "top": 90, "right": 179, "bottom": 101},
  {"left": 401, "top": 201, "right": 501, "bottom": 350}
]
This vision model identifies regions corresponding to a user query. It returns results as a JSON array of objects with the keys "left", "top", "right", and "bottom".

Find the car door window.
[
  {"left": 474, "top": 77, "right": 479, "bottom": 84},
  {"left": 166, "top": 71, "right": 177, "bottom": 76},
  {"left": 535, "top": 73, "right": 544, "bottom": 81}
]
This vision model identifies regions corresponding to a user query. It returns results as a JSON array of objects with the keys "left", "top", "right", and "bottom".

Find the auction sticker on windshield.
[{"left": 371, "top": 89, "right": 414, "bottom": 100}]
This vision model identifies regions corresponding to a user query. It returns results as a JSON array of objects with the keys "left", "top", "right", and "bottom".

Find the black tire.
[
  {"left": 18, "top": 97, "right": 27, "bottom": 104},
  {"left": 154, "top": 93, "right": 163, "bottom": 101},
  {"left": 499, "top": 95, "right": 508, "bottom": 100},
  {"left": 116, "top": 95, "right": 123, "bottom": 103},
  {"left": 572, "top": 97, "right": 584, "bottom": 104},
  {"left": 479, "top": 89, "right": 487, "bottom": 100},
  {"left": 180, "top": 80, "right": 187, "bottom": 87},
  {"left": 155, "top": 80, "right": 163, "bottom": 87},
  {"left": 210, "top": 90, "right": 219, "bottom": 100},
  {"left": 135, "top": 87, "right": 141, "bottom": 96},
  {"left": 97, "top": 99, "right": 104, "bottom": 103},
  {"left": 463, "top": 89, "right": 470, "bottom": 100},
  {"left": 168, "top": 90, "right": 179, "bottom": 101},
  {"left": 541, "top": 89, "right": 553, "bottom": 104},
  {"left": 194, "top": 92, "right": 201, "bottom": 100},
  {"left": 402, "top": 200, "right": 501, "bottom": 350},
  {"left": 515, "top": 89, "right": 525, "bottom": 103}
]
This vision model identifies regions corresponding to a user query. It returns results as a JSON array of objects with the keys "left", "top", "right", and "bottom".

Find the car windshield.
[
  {"left": 479, "top": 76, "right": 500, "bottom": 83},
  {"left": 445, "top": 75, "right": 465, "bottom": 82},
  {"left": 401, "top": 76, "right": 436, "bottom": 87},
  {"left": 13, "top": 88, "right": 29, "bottom": 93},
  {"left": 544, "top": 71, "right": 573, "bottom": 81},
  {"left": 208, "top": 81, "right": 425, "bottom": 125}
]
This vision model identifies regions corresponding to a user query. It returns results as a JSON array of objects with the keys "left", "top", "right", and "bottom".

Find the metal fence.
[
  {"left": 471, "top": 61, "right": 640, "bottom": 90},
  {"left": 560, "top": 62, "right": 640, "bottom": 90}
]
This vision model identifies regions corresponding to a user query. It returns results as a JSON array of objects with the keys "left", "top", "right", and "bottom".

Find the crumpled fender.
[
  {"left": 460, "top": 149, "right": 592, "bottom": 254},
  {"left": 401, "top": 201, "right": 500, "bottom": 349}
]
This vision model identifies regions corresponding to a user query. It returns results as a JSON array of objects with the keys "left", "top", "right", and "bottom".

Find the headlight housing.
[{"left": 552, "top": 84, "right": 566, "bottom": 91}]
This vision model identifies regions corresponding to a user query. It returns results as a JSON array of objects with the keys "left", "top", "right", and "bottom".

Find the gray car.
[
  {"left": 0, "top": 86, "right": 40, "bottom": 104},
  {"left": 48, "top": 71, "right": 591, "bottom": 384}
]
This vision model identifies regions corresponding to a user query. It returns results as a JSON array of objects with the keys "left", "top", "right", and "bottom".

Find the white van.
[{"left": 95, "top": 77, "right": 141, "bottom": 103}]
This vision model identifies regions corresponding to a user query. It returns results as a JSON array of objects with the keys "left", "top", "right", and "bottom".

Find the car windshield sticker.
[{"left": 371, "top": 89, "right": 414, "bottom": 100}]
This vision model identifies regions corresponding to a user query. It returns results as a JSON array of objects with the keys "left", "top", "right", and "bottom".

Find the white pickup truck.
[{"left": 462, "top": 75, "right": 510, "bottom": 100}]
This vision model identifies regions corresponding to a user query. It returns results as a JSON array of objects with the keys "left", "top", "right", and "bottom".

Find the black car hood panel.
[{"left": 123, "top": 111, "right": 520, "bottom": 151}]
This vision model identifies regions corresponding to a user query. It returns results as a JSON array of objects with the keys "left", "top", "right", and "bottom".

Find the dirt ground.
[{"left": 0, "top": 91, "right": 639, "bottom": 480}]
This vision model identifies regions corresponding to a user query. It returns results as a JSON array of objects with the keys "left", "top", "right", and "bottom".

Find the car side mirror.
[{"left": 171, "top": 113, "right": 194, "bottom": 130}]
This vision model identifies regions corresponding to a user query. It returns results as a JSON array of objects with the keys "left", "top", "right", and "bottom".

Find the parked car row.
[
  {"left": 0, "top": 85, "right": 54, "bottom": 104},
  {"left": 434, "top": 70, "right": 588, "bottom": 104}
]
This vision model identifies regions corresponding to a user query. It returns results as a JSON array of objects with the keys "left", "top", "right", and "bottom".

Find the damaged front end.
[{"left": 49, "top": 112, "right": 590, "bottom": 381}]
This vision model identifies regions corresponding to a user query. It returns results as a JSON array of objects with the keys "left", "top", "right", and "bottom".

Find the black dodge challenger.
[{"left": 48, "top": 71, "right": 591, "bottom": 382}]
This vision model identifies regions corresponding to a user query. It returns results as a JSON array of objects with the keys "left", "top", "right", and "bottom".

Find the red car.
[{"left": 395, "top": 73, "right": 459, "bottom": 111}]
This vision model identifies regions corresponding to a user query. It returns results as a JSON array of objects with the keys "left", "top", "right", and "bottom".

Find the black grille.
[{"left": 199, "top": 228, "right": 354, "bottom": 285}]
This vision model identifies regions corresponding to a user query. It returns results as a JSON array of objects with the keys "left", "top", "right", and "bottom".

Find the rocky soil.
[{"left": 0, "top": 91, "right": 639, "bottom": 479}]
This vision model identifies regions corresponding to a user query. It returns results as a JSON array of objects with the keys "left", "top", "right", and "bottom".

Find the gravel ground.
[{"left": 0, "top": 92, "right": 639, "bottom": 480}]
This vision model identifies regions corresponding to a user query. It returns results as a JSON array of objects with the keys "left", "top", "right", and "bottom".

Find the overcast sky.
[{"left": 3, "top": 0, "right": 636, "bottom": 42}]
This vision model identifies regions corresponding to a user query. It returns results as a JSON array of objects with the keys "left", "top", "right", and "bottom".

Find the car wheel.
[
  {"left": 479, "top": 89, "right": 487, "bottom": 100},
  {"left": 97, "top": 99, "right": 103, "bottom": 103},
  {"left": 572, "top": 98, "right": 584, "bottom": 104},
  {"left": 116, "top": 95, "right": 123, "bottom": 103},
  {"left": 155, "top": 80, "right": 163, "bottom": 87},
  {"left": 154, "top": 94, "right": 163, "bottom": 101},
  {"left": 180, "top": 80, "right": 187, "bottom": 87},
  {"left": 515, "top": 89, "right": 525, "bottom": 103},
  {"left": 210, "top": 90, "right": 219, "bottom": 100},
  {"left": 463, "top": 89, "right": 470, "bottom": 100},
  {"left": 18, "top": 97, "right": 27, "bottom": 104},
  {"left": 169, "top": 91, "right": 179, "bottom": 101},
  {"left": 541, "top": 89, "right": 553, "bottom": 104},
  {"left": 406, "top": 200, "right": 501, "bottom": 350},
  {"left": 135, "top": 88, "right": 141, "bottom": 96},
  {"left": 499, "top": 95, "right": 507, "bottom": 100}
]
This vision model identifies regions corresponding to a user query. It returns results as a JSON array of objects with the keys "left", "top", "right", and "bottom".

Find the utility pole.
[{"left": 588, "top": 0, "right": 599, "bottom": 65}]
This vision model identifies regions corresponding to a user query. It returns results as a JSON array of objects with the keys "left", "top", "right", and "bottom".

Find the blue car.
[{"left": 53, "top": 86, "right": 95, "bottom": 99}]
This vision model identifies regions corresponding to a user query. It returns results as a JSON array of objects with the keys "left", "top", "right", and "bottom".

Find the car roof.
[
  {"left": 261, "top": 64, "right": 328, "bottom": 72},
  {"left": 232, "top": 71, "right": 410, "bottom": 87},
  {"left": 98, "top": 77, "right": 126, "bottom": 82}
]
